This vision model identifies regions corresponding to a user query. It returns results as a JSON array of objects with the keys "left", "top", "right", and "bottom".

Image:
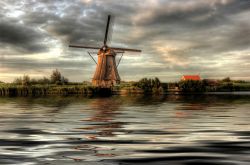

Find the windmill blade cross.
[
  {"left": 68, "top": 14, "right": 142, "bottom": 88},
  {"left": 69, "top": 45, "right": 100, "bottom": 49},
  {"left": 107, "top": 16, "right": 115, "bottom": 46},
  {"left": 111, "top": 47, "right": 142, "bottom": 52},
  {"left": 104, "top": 15, "right": 111, "bottom": 46},
  {"left": 116, "top": 52, "right": 124, "bottom": 68},
  {"left": 87, "top": 52, "right": 97, "bottom": 64}
]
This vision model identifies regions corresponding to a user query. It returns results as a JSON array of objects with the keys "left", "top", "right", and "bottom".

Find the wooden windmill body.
[
  {"left": 92, "top": 48, "right": 120, "bottom": 87},
  {"left": 69, "top": 15, "right": 141, "bottom": 88}
]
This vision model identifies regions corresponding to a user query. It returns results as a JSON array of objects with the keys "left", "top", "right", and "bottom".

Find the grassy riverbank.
[
  {"left": 178, "top": 79, "right": 250, "bottom": 92},
  {"left": 0, "top": 84, "right": 101, "bottom": 96},
  {"left": 1, "top": 82, "right": 250, "bottom": 97},
  {"left": 0, "top": 76, "right": 167, "bottom": 97},
  {"left": 1, "top": 70, "right": 250, "bottom": 97}
]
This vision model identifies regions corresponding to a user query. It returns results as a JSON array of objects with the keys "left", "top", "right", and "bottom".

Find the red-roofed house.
[{"left": 181, "top": 75, "right": 201, "bottom": 81}]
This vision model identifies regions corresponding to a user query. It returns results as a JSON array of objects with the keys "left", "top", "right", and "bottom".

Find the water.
[{"left": 1, "top": 94, "right": 250, "bottom": 165}]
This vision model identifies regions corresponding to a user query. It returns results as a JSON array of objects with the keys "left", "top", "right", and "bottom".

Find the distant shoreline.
[{"left": 1, "top": 85, "right": 250, "bottom": 97}]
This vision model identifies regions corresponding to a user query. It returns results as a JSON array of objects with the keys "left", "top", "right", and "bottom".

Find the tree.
[
  {"left": 50, "top": 69, "right": 62, "bottom": 84},
  {"left": 61, "top": 76, "right": 69, "bottom": 85},
  {"left": 179, "top": 80, "right": 205, "bottom": 92},
  {"left": 37, "top": 77, "right": 50, "bottom": 84},
  {"left": 222, "top": 77, "right": 231, "bottom": 82},
  {"left": 30, "top": 78, "right": 38, "bottom": 85},
  {"left": 134, "top": 77, "right": 162, "bottom": 93},
  {"left": 50, "top": 69, "right": 69, "bottom": 85},
  {"left": 22, "top": 75, "right": 31, "bottom": 86},
  {"left": 154, "top": 77, "right": 161, "bottom": 88},
  {"left": 13, "top": 77, "right": 22, "bottom": 85}
]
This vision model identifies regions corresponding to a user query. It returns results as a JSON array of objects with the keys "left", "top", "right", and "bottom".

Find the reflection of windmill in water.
[
  {"left": 69, "top": 15, "right": 141, "bottom": 88},
  {"left": 80, "top": 98, "right": 123, "bottom": 138}
]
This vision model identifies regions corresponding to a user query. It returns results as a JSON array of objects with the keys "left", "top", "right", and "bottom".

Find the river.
[{"left": 1, "top": 94, "right": 250, "bottom": 165}]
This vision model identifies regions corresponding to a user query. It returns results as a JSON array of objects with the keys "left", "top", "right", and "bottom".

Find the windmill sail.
[
  {"left": 69, "top": 14, "right": 141, "bottom": 88},
  {"left": 69, "top": 45, "right": 100, "bottom": 49},
  {"left": 104, "top": 15, "right": 111, "bottom": 46}
]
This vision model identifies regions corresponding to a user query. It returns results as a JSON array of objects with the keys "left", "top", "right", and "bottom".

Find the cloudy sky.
[{"left": 0, "top": 0, "right": 250, "bottom": 82}]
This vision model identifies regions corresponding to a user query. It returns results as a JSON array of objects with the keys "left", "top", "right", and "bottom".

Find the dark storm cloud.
[
  {"left": 1, "top": 0, "right": 250, "bottom": 82},
  {"left": 46, "top": 16, "right": 106, "bottom": 45},
  {"left": 126, "top": 0, "right": 250, "bottom": 59},
  {"left": 225, "top": 23, "right": 250, "bottom": 50},
  {"left": 43, "top": 2, "right": 142, "bottom": 47},
  {"left": 22, "top": 11, "right": 58, "bottom": 25},
  {"left": 0, "top": 1, "right": 51, "bottom": 54},
  {"left": 134, "top": 0, "right": 250, "bottom": 26},
  {"left": 2, "top": 0, "right": 250, "bottom": 51},
  {"left": 2, "top": 57, "right": 90, "bottom": 69},
  {"left": 0, "top": 19, "right": 48, "bottom": 54},
  {"left": 18, "top": 0, "right": 119, "bottom": 46}
]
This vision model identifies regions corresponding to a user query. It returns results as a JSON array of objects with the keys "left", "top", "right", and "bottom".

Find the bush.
[
  {"left": 179, "top": 80, "right": 205, "bottom": 92},
  {"left": 133, "top": 77, "right": 163, "bottom": 93},
  {"left": 50, "top": 69, "right": 62, "bottom": 84},
  {"left": 22, "top": 75, "right": 31, "bottom": 86},
  {"left": 37, "top": 77, "right": 50, "bottom": 85},
  {"left": 222, "top": 77, "right": 231, "bottom": 82},
  {"left": 50, "top": 69, "right": 69, "bottom": 85},
  {"left": 13, "top": 77, "right": 22, "bottom": 85}
]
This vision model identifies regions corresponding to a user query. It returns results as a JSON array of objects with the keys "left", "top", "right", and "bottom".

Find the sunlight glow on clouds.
[{"left": 155, "top": 46, "right": 189, "bottom": 66}]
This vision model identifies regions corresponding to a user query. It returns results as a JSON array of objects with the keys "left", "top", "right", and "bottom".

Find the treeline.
[
  {"left": 12, "top": 69, "right": 69, "bottom": 86},
  {"left": 119, "top": 77, "right": 167, "bottom": 94},
  {"left": 178, "top": 77, "right": 250, "bottom": 92},
  {"left": 0, "top": 69, "right": 103, "bottom": 96},
  {"left": 1, "top": 74, "right": 250, "bottom": 96},
  {"left": 133, "top": 77, "right": 165, "bottom": 93},
  {"left": 0, "top": 85, "right": 103, "bottom": 97},
  {"left": 120, "top": 77, "right": 250, "bottom": 94}
]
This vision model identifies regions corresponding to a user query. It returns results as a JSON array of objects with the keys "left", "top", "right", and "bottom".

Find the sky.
[{"left": 0, "top": 0, "right": 250, "bottom": 82}]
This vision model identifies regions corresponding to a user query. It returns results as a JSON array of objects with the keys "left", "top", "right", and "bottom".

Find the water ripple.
[{"left": 0, "top": 95, "right": 250, "bottom": 164}]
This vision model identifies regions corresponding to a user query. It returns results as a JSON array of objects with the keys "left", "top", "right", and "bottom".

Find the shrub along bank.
[{"left": 0, "top": 84, "right": 99, "bottom": 96}]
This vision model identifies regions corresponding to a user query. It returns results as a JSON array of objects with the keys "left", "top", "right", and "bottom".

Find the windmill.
[{"left": 69, "top": 15, "right": 141, "bottom": 88}]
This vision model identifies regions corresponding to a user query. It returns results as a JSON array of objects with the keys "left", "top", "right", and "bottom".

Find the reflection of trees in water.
[
  {"left": 114, "top": 94, "right": 250, "bottom": 107},
  {"left": 166, "top": 94, "right": 250, "bottom": 104},
  {"left": 118, "top": 95, "right": 166, "bottom": 106},
  {"left": 1, "top": 94, "right": 250, "bottom": 118},
  {"left": 165, "top": 94, "right": 250, "bottom": 119},
  {"left": 0, "top": 97, "right": 90, "bottom": 113},
  {"left": 165, "top": 94, "right": 250, "bottom": 109},
  {"left": 1, "top": 94, "right": 249, "bottom": 115}
]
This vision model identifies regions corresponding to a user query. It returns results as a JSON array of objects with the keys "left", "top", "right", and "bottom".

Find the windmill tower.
[{"left": 69, "top": 15, "right": 141, "bottom": 88}]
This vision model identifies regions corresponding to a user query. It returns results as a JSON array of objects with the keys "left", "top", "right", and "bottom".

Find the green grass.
[
  {"left": 0, "top": 84, "right": 99, "bottom": 96},
  {"left": 1, "top": 79, "right": 250, "bottom": 97}
]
